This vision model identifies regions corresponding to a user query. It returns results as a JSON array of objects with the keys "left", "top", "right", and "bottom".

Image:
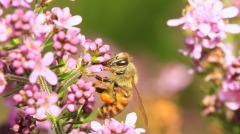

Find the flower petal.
[
  {"left": 0, "top": 73, "right": 6, "bottom": 94},
  {"left": 199, "top": 23, "right": 211, "bottom": 36},
  {"left": 135, "top": 128, "right": 146, "bottom": 134},
  {"left": 36, "top": 107, "right": 46, "bottom": 119},
  {"left": 67, "top": 15, "right": 82, "bottom": 26},
  {"left": 41, "top": 68, "right": 58, "bottom": 85},
  {"left": 62, "top": 7, "right": 70, "bottom": 18},
  {"left": 29, "top": 70, "right": 39, "bottom": 83},
  {"left": 36, "top": 13, "right": 46, "bottom": 24},
  {"left": 53, "top": 20, "right": 64, "bottom": 28},
  {"left": 191, "top": 44, "right": 202, "bottom": 59},
  {"left": 43, "top": 52, "right": 54, "bottom": 66},
  {"left": 167, "top": 17, "right": 185, "bottom": 27},
  {"left": 48, "top": 105, "right": 61, "bottom": 117},
  {"left": 91, "top": 121, "right": 102, "bottom": 131},
  {"left": 212, "top": 1, "right": 223, "bottom": 15},
  {"left": 63, "top": 25, "right": 80, "bottom": 32},
  {"left": 225, "top": 102, "right": 240, "bottom": 110},
  {"left": 225, "top": 24, "right": 240, "bottom": 34},
  {"left": 49, "top": 93, "right": 58, "bottom": 104},
  {"left": 222, "top": 6, "right": 239, "bottom": 18},
  {"left": 125, "top": 112, "right": 137, "bottom": 126}
]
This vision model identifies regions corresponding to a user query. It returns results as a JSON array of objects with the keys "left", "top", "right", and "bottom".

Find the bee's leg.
[
  {"left": 95, "top": 87, "right": 107, "bottom": 93},
  {"left": 121, "top": 90, "right": 129, "bottom": 98},
  {"left": 115, "top": 71, "right": 125, "bottom": 75},
  {"left": 102, "top": 67, "right": 112, "bottom": 72},
  {"left": 93, "top": 80, "right": 108, "bottom": 93},
  {"left": 93, "top": 81, "right": 101, "bottom": 87},
  {"left": 111, "top": 89, "right": 117, "bottom": 104},
  {"left": 95, "top": 75, "right": 112, "bottom": 83}
]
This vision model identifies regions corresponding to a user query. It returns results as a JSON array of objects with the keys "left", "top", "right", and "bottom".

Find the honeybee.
[{"left": 94, "top": 52, "right": 148, "bottom": 125}]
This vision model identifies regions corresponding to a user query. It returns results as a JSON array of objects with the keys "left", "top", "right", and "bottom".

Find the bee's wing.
[{"left": 132, "top": 81, "right": 148, "bottom": 126}]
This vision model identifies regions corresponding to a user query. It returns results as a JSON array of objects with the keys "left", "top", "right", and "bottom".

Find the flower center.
[{"left": 0, "top": 79, "right": 3, "bottom": 86}]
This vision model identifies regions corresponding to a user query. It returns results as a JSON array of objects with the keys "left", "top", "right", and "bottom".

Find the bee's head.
[{"left": 103, "top": 52, "right": 132, "bottom": 68}]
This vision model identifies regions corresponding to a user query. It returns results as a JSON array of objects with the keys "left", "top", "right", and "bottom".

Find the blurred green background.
[{"left": 0, "top": 0, "right": 224, "bottom": 134}]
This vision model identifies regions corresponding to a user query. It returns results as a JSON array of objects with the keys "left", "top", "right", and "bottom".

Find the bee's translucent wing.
[{"left": 132, "top": 81, "right": 148, "bottom": 126}]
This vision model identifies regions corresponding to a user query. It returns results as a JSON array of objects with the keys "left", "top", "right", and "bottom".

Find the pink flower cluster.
[
  {"left": 12, "top": 114, "right": 36, "bottom": 134},
  {"left": 218, "top": 57, "right": 240, "bottom": 110},
  {"left": 13, "top": 84, "right": 41, "bottom": 115},
  {"left": 53, "top": 30, "right": 84, "bottom": 57},
  {"left": 81, "top": 38, "right": 111, "bottom": 64},
  {"left": 90, "top": 112, "right": 145, "bottom": 134},
  {"left": 69, "top": 123, "right": 89, "bottom": 134},
  {"left": 0, "top": 0, "right": 146, "bottom": 133},
  {"left": 67, "top": 79, "right": 95, "bottom": 113},
  {"left": 81, "top": 38, "right": 111, "bottom": 73},
  {"left": 167, "top": 0, "right": 240, "bottom": 60},
  {"left": 167, "top": 0, "right": 240, "bottom": 119},
  {"left": 0, "top": 0, "right": 33, "bottom": 9}
]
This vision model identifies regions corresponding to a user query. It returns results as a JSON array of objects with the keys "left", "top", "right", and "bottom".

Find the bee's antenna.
[{"left": 109, "top": 53, "right": 115, "bottom": 56}]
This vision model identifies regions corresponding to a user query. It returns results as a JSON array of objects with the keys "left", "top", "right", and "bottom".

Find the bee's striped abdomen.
[{"left": 97, "top": 91, "right": 131, "bottom": 119}]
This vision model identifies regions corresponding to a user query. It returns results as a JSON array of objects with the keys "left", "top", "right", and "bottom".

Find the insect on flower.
[{"left": 94, "top": 52, "right": 148, "bottom": 126}]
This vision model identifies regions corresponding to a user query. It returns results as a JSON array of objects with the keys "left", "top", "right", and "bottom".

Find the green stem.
[
  {"left": 66, "top": 105, "right": 83, "bottom": 133},
  {"left": 43, "top": 30, "right": 54, "bottom": 46},
  {"left": 56, "top": 70, "right": 81, "bottom": 93},
  {"left": 7, "top": 74, "right": 29, "bottom": 83},
  {"left": 37, "top": 76, "right": 52, "bottom": 95},
  {"left": 34, "top": 0, "right": 54, "bottom": 13},
  {"left": 52, "top": 117, "right": 66, "bottom": 134}
]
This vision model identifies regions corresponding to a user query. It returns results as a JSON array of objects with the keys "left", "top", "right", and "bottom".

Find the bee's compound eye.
[{"left": 116, "top": 59, "right": 128, "bottom": 66}]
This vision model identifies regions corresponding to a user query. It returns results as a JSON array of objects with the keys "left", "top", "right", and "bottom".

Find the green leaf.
[
  {"left": 38, "top": 6, "right": 47, "bottom": 13},
  {"left": 60, "top": 111, "right": 77, "bottom": 119},
  {"left": 91, "top": 56, "right": 99, "bottom": 64},
  {"left": 2, "top": 45, "right": 18, "bottom": 50},
  {"left": 58, "top": 79, "right": 78, "bottom": 98},
  {"left": 58, "top": 71, "right": 78, "bottom": 82},
  {"left": 81, "top": 110, "right": 98, "bottom": 123},
  {"left": 58, "top": 71, "right": 72, "bottom": 78},
  {"left": 3, "top": 86, "right": 23, "bottom": 97},
  {"left": 50, "top": 64, "right": 65, "bottom": 70},
  {"left": 74, "top": 111, "right": 98, "bottom": 128},
  {"left": 65, "top": 121, "right": 82, "bottom": 125},
  {"left": 42, "top": 42, "right": 54, "bottom": 55}
]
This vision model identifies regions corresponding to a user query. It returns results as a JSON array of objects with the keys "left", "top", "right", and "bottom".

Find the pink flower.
[
  {"left": 31, "top": 13, "right": 53, "bottom": 37},
  {"left": 83, "top": 54, "right": 91, "bottom": 63},
  {"left": 218, "top": 89, "right": 240, "bottom": 110},
  {"left": 29, "top": 52, "right": 58, "bottom": 85},
  {"left": 63, "top": 54, "right": 77, "bottom": 71},
  {"left": 11, "top": 0, "right": 33, "bottom": 8},
  {"left": 69, "top": 129, "right": 86, "bottom": 134},
  {"left": 0, "top": 72, "right": 6, "bottom": 94},
  {"left": 81, "top": 38, "right": 111, "bottom": 64},
  {"left": 13, "top": 84, "right": 41, "bottom": 115},
  {"left": 0, "top": 21, "right": 8, "bottom": 42},
  {"left": 66, "top": 58, "right": 77, "bottom": 71},
  {"left": 167, "top": 0, "right": 240, "bottom": 37},
  {"left": 36, "top": 120, "right": 52, "bottom": 132},
  {"left": 53, "top": 30, "right": 83, "bottom": 57},
  {"left": 51, "top": 7, "right": 82, "bottom": 31},
  {"left": 90, "top": 112, "right": 145, "bottom": 134},
  {"left": 88, "top": 64, "right": 103, "bottom": 73},
  {"left": 36, "top": 92, "right": 61, "bottom": 119},
  {"left": 0, "top": 0, "right": 10, "bottom": 8},
  {"left": 67, "top": 79, "right": 95, "bottom": 113}
]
